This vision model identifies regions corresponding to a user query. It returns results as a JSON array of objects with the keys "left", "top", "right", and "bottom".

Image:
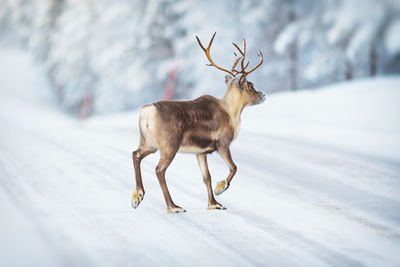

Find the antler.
[
  {"left": 231, "top": 52, "right": 242, "bottom": 73},
  {"left": 196, "top": 32, "right": 263, "bottom": 77},
  {"left": 196, "top": 32, "right": 241, "bottom": 77},
  {"left": 232, "top": 39, "right": 263, "bottom": 76}
]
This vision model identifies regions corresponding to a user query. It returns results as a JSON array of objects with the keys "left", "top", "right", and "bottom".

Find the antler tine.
[
  {"left": 232, "top": 36, "right": 264, "bottom": 76},
  {"left": 232, "top": 42, "right": 245, "bottom": 56},
  {"left": 234, "top": 38, "right": 254, "bottom": 75},
  {"left": 243, "top": 61, "right": 249, "bottom": 70},
  {"left": 231, "top": 52, "right": 242, "bottom": 73},
  {"left": 243, "top": 49, "right": 263, "bottom": 75},
  {"left": 196, "top": 32, "right": 236, "bottom": 76},
  {"left": 196, "top": 32, "right": 216, "bottom": 51}
]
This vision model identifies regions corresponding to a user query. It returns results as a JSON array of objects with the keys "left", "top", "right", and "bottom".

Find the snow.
[
  {"left": 243, "top": 78, "right": 400, "bottom": 162},
  {"left": 1, "top": 48, "right": 400, "bottom": 266}
]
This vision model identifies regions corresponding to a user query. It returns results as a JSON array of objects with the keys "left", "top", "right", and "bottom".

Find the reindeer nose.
[{"left": 259, "top": 91, "right": 266, "bottom": 103}]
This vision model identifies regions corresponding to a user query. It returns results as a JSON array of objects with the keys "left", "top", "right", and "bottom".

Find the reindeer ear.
[
  {"left": 225, "top": 75, "right": 233, "bottom": 84},
  {"left": 239, "top": 74, "right": 247, "bottom": 87}
]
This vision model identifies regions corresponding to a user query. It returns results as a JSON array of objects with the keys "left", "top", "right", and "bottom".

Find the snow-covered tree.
[
  {"left": 29, "top": 0, "right": 64, "bottom": 61},
  {"left": 1, "top": 0, "right": 399, "bottom": 115},
  {"left": 0, "top": 0, "right": 36, "bottom": 45},
  {"left": 45, "top": 0, "right": 96, "bottom": 114}
]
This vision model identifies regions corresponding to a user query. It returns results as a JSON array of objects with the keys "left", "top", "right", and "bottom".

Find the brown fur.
[{"left": 132, "top": 75, "right": 265, "bottom": 211}]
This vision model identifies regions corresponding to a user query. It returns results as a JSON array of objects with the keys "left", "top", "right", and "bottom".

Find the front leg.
[
  {"left": 196, "top": 153, "right": 226, "bottom": 210},
  {"left": 215, "top": 146, "right": 237, "bottom": 195}
]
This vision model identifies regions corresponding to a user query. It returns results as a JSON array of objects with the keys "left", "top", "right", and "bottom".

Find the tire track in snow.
[
  {"left": 231, "top": 133, "right": 400, "bottom": 242},
  {"left": 0, "top": 143, "right": 99, "bottom": 267},
  {"left": 235, "top": 132, "right": 400, "bottom": 222},
  {"left": 2, "top": 118, "right": 263, "bottom": 266}
]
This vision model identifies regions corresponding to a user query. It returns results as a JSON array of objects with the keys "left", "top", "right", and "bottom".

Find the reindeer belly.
[{"left": 179, "top": 133, "right": 217, "bottom": 154}]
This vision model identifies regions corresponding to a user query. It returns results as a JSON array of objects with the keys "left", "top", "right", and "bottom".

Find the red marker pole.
[
  {"left": 80, "top": 93, "right": 93, "bottom": 119},
  {"left": 164, "top": 61, "right": 179, "bottom": 101}
]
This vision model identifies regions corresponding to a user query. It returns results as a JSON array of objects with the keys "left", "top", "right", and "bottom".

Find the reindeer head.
[
  {"left": 225, "top": 74, "right": 265, "bottom": 105},
  {"left": 196, "top": 32, "right": 265, "bottom": 106}
]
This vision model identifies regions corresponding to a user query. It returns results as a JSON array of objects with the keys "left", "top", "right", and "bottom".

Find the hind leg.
[
  {"left": 156, "top": 147, "right": 185, "bottom": 213},
  {"left": 131, "top": 145, "right": 156, "bottom": 209}
]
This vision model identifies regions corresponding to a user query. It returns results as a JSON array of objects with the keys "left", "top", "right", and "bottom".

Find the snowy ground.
[{"left": 1, "top": 48, "right": 400, "bottom": 267}]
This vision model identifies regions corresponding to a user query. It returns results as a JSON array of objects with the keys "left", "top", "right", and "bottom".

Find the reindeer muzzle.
[{"left": 258, "top": 91, "right": 266, "bottom": 104}]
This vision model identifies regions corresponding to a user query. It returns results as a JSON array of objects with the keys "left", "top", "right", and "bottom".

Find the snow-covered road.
[{"left": 1, "top": 49, "right": 400, "bottom": 266}]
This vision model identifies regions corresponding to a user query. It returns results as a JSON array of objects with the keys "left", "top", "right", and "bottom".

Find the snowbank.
[{"left": 242, "top": 77, "right": 400, "bottom": 162}]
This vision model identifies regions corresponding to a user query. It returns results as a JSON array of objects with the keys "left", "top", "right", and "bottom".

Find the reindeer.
[{"left": 131, "top": 33, "right": 265, "bottom": 213}]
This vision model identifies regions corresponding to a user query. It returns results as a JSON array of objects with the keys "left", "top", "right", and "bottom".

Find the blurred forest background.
[{"left": 0, "top": 0, "right": 399, "bottom": 116}]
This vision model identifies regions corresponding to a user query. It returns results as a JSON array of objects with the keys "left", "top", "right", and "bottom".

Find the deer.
[{"left": 131, "top": 32, "right": 265, "bottom": 213}]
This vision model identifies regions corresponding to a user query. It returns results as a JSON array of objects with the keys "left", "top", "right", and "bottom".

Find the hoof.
[
  {"left": 131, "top": 189, "right": 144, "bottom": 209},
  {"left": 167, "top": 206, "right": 186, "bottom": 213},
  {"left": 208, "top": 203, "right": 226, "bottom": 210},
  {"left": 214, "top": 180, "right": 228, "bottom": 195}
]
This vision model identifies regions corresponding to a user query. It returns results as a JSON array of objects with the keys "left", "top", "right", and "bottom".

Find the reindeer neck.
[{"left": 220, "top": 88, "right": 247, "bottom": 137}]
